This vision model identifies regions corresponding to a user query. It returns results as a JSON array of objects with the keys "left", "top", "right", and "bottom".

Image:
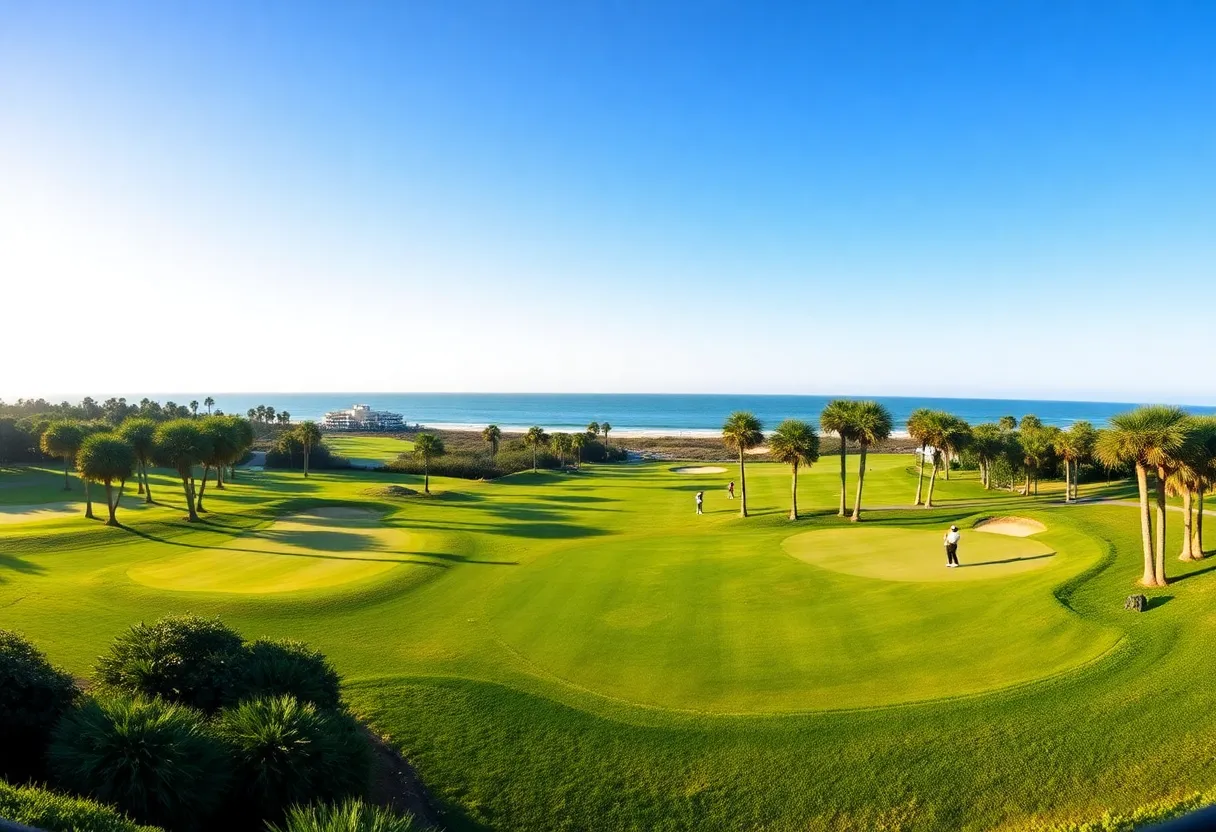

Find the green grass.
[
  {"left": 2, "top": 455, "right": 1215, "bottom": 831},
  {"left": 323, "top": 434, "right": 415, "bottom": 465}
]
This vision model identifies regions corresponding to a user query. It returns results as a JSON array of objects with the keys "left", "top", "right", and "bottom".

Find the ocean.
[{"left": 99, "top": 393, "right": 1216, "bottom": 437}]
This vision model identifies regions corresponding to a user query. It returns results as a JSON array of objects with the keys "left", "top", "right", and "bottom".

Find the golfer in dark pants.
[{"left": 944, "top": 525, "right": 961, "bottom": 567}]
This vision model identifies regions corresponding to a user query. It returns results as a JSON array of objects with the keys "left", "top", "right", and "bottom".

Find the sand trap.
[
  {"left": 974, "top": 517, "right": 1047, "bottom": 537},
  {"left": 671, "top": 466, "right": 728, "bottom": 474},
  {"left": 307, "top": 506, "right": 381, "bottom": 520},
  {"left": 745, "top": 446, "right": 770, "bottom": 456}
]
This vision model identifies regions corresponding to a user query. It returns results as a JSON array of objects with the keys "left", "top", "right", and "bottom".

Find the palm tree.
[
  {"left": 1186, "top": 416, "right": 1216, "bottom": 558},
  {"left": 413, "top": 433, "right": 445, "bottom": 494},
  {"left": 722, "top": 411, "right": 763, "bottom": 518},
  {"left": 768, "top": 419, "right": 819, "bottom": 520},
  {"left": 523, "top": 427, "right": 548, "bottom": 472},
  {"left": 40, "top": 420, "right": 84, "bottom": 492},
  {"left": 969, "top": 423, "right": 1004, "bottom": 490},
  {"left": 819, "top": 400, "right": 858, "bottom": 516},
  {"left": 195, "top": 417, "right": 238, "bottom": 512},
  {"left": 998, "top": 415, "right": 1017, "bottom": 431},
  {"left": 921, "top": 412, "right": 950, "bottom": 508},
  {"left": 1020, "top": 426, "right": 1054, "bottom": 497},
  {"left": 189, "top": 401, "right": 199, "bottom": 418},
  {"left": 906, "top": 408, "right": 934, "bottom": 505},
  {"left": 265, "top": 406, "right": 277, "bottom": 425},
  {"left": 1054, "top": 421, "right": 1097, "bottom": 502},
  {"left": 295, "top": 421, "right": 322, "bottom": 478},
  {"left": 76, "top": 434, "right": 136, "bottom": 526},
  {"left": 247, "top": 408, "right": 257, "bottom": 421},
  {"left": 939, "top": 417, "right": 972, "bottom": 482},
  {"left": 204, "top": 397, "right": 215, "bottom": 415},
  {"left": 587, "top": 421, "right": 600, "bottom": 440},
  {"left": 550, "top": 433, "right": 572, "bottom": 467},
  {"left": 601, "top": 423, "right": 612, "bottom": 448},
  {"left": 153, "top": 419, "right": 213, "bottom": 522},
  {"left": 1095, "top": 406, "right": 1190, "bottom": 587},
  {"left": 571, "top": 432, "right": 587, "bottom": 469},
  {"left": 117, "top": 418, "right": 157, "bottom": 503},
  {"left": 849, "top": 402, "right": 893, "bottom": 522},
  {"left": 482, "top": 424, "right": 502, "bottom": 457}
]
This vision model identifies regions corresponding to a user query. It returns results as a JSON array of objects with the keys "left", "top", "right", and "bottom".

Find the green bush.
[
  {"left": 241, "top": 639, "right": 343, "bottom": 711},
  {"left": 94, "top": 615, "right": 247, "bottom": 713},
  {"left": 268, "top": 798, "right": 423, "bottom": 832},
  {"left": 0, "top": 629, "right": 79, "bottom": 781},
  {"left": 50, "top": 695, "right": 230, "bottom": 831},
  {"left": 0, "top": 779, "right": 160, "bottom": 832},
  {"left": 217, "top": 696, "right": 371, "bottom": 825}
]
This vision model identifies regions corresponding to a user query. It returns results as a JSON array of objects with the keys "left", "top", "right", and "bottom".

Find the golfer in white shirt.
[{"left": 944, "top": 525, "right": 961, "bottom": 567}]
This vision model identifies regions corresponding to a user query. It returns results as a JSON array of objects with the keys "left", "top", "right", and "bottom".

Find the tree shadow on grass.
[
  {"left": 0, "top": 551, "right": 46, "bottom": 581},
  {"left": 957, "top": 552, "right": 1056, "bottom": 568},
  {"left": 1149, "top": 595, "right": 1174, "bottom": 610},
  {"left": 1168, "top": 563, "right": 1216, "bottom": 584}
]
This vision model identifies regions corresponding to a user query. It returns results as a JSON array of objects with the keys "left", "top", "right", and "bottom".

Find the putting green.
[
  {"left": 127, "top": 507, "right": 434, "bottom": 594},
  {"left": 783, "top": 526, "right": 1055, "bottom": 582}
]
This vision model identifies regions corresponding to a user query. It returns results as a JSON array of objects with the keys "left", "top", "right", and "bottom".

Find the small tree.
[
  {"left": 722, "top": 411, "right": 763, "bottom": 517},
  {"left": 481, "top": 424, "right": 502, "bottom": 457},
  {"left": 768, "top": 419, "right": 819, "bottom": 520},
  {"left": 571, "top": 432, "right": 587, "bottom": 469},
  {"left": 550, "top": 432, "right": 572, "bottom": 467},
  {"left": 195, "top": 417, "right": 238, "bottom": 512},
  {"left": 601, "top": 422, "right": 612, "bottom": 448},
  {"left": 189, "top": 401, "right": 199, "bottom": 418},
  {"left": 523, "top": 426, "right": 548, "bottom": 472},
  {"left": 225, "top": 416, "right": 255, "bottom": 483},
  {"left": 819, "top": 400, "right": 858, "bottom": 516},
  {"left": 0, "top": 630, "right": 79, "bottom": 782},
  {"left": 587, "top": 421, "right": 600, "bottom": 440},
  {"left": 203, "top": 396, "right": 214, "bottom": 415},
  {"left": 295, "top": 421, "right": 323, "bottom": 479},
  {"left": 40, "top": 420, "right": 84, "bottom": 492},
  {"left": 118, "top": 418, "right": 157, "bottom": 502},
  {"left": 412, "top": 433, "right": 445, "bottom": 494},
  {"left": 76, "top": 434, "right": 136, "bottom": 526},
  {"left": 906, "top": 408, "right": 934, "bottom": 505},
  {"left": 153, "top": 419, "right": 213, "bottom": 522}
]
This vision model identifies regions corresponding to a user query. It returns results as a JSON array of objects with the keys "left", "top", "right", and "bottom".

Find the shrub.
[
  {"left": 95, "top": 615, "right": 247, "bottom": 713},
  {"left": 0, "top": 629, "right": 79, "bottom": 781},
  {"left": 50, "top": 695, "right": 229, "bottom": 831},
  {"left": 268, "top": 798, "right": 422, "bottom": 832},
  {"left": 240, "top": 639, "right": 343, "bottom": 711},
  {"left": 216, "top": 696, "right": 371, "bottom": 825},
  {"left": 0, "top": 779, "right": 160, "bottom": 832}
]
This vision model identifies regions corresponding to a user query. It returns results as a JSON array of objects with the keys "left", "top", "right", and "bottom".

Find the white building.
[{"left": 321, "top": 404, "right": 405, "bottom": 431}]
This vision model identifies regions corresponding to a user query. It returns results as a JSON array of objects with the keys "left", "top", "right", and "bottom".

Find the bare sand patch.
[
  {"left": 671, "top": 466, "right": 728, "bottom": 475},
  {"left": 0, "top": 503, "right": 83, "bottom": 524},
  {"left": 974, "top": 516, "right": 1047, "bottom": 537},
  {"left": 745, "top": 446, "right": 770, "bottom": 456}
]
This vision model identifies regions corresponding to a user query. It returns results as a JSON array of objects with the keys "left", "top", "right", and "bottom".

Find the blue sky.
[{"left": 2, "top": 2, "right": 1214, "bottom": 401}]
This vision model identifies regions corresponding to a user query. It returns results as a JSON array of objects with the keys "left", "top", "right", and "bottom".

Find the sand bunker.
[
  {"left": 974, "top": 517, "right": 1047, "bottom": 537},
  {"left": 671, "top": 466, "right": 728, "bottom": 474},
  {"left": 127, "top": 507, "right": 436, "bottom": 595},
  {"left": 0, "top": 503, "right": 84, "bottom": 524}
]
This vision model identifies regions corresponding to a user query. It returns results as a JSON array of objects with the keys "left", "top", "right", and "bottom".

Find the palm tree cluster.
[
  {"left": 816, "top": 400, "right": 894, "bottom": 520},
  {"left": 246, "top": 405, "right": 292, "bottom": 424}
]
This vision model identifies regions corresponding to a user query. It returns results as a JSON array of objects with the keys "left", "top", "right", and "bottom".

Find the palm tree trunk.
[
  {"left": 196, "top": 465, "right": 210, "bottom": 512},
  {"left": 1196, "top": 488, "right": 1205, "bottom": 557},
  {"left": 142, "top": 463, "right": 153, "bottom": 504},
  {"left": 424, "top": 461, "right": 430, "bottom": 494},
  {"left": 303, "top": 447, "right": 310, "bottom": 478},
  {"left": 137, "top": 467, "right": 145, "bottom": 495},
  {"left": 215, "top": 463, "right": 224, "bottom": 490},
  {"left": 925, "top": 457, "right": 940, "bottom": 508},
  {"left": 943, "top": 452, "right": 950, "bottom": 480},
  {"left": 104, "top": 481, "right": 118, "bottom": 526},
  {"left": 1135, "top": 463, "right": 1155, "bottom": 586},
  {"left": 181, "top": 473, "right": 199, "bottom": 522},
  {"left": 1155, "top": 466, "right": 1169, "bottom": 585},
  {"left": 914, "top": 446, "right": 926, "bottom": 505},
  {"left": 837, "top": 441, "right": 847, "bottom": 516},
  {"left": 1025, "top": 471, "right": 1031, "bottom": 496},
  {"left": 1063, "top": 459, "right": 1071, "bottom": 503},
  {"left": 532, "top": 448, "right": 537, "bottom": 472},
  {"left": 739, "top": 448, "right": 748, "bottom": 518},
  {"left": 790, "top": 463, "right": 798, "bottom": 521},
  {"left": 1179, "top": 488, "right": 1195, "bottom": 560},
  {"left": 851, "top": 444, "right": 868, "bottom": 522},
  {"left": 83, "top": 479, "right": 94, "bottom": 519},
  {"left": 63, "top": 456, "right": 71, "bottom": 491}
]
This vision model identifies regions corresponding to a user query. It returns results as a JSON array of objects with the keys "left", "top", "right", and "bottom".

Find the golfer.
[
  {"left": 695, "top": 491, "right": 704, "bottom": 515},
  {"left": 727, "top": 481, "right": 735, "bottom": 499},
  {"left": 944, "top": 525, "right": 961, "bottom": 567}
]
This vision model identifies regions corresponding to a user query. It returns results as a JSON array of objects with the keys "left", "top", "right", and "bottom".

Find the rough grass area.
[{"left": 1, "top": 455, "right": 1214, "bottom": 831}]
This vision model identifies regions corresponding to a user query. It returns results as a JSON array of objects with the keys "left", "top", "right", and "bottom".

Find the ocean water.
[{"left": 102, "top": 393, "right": 1216, "bottom": 437}]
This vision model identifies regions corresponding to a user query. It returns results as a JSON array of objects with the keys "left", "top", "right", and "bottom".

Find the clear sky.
[{"left": 2, "top": 2, "right": 1214, "bottom": 402}]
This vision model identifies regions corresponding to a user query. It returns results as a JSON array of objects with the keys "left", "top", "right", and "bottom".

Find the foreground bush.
[
  {"left": 95, "top": 615, "right": 247, "bottom": 712},
  {"left": 50, "top": 695, "right": 229, "bottom": 830},
  {"left": 241, "top": 639, "right": 343, "bottom": 711},
  {"left": 0, "top": 629, "right": 79, "bottom": 781},
  {"left": 216, "top": 696, "right": 371, "bottom": 825},
  {"left": 268, "top": 798, "right": 423, "bottom": 832},
  {"left": 0, "top": 779, "right": 160, "bottom": 832}
]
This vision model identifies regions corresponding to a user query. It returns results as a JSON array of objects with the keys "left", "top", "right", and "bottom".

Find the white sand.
[
  {"left": 974, "top": 517, "right": 1047, "bottom": 537},
  {"left": 671, "top": 466, "right": 727, "bottom": 474},
  {"left": 0, "top": 503, "right": 83, "bottom": 524}
]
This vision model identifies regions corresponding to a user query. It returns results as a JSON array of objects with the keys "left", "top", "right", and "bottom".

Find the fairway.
[
  {"left": 2, "top": 456, "right": 1214, "bottom": 831},
  {"left": 323, "top": 434, "right": 414, "bottom": 466},
  {"left": 128, "top": 507, "right": 438, "bottom": 594},
  {"left": 783, "top": 524, "right": 1056, "bottom": 582}
]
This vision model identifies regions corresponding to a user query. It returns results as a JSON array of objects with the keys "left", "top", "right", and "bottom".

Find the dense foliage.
[
  {"left": 241, "top": 639, "right": 343, "bottom": 711},
  {"left": 265, "top": 433, "right": 347, "bottom": 470},
  {"left": 0, "top": 780, "right": 160, "bottom": 832},
  {"left": 0, "top": 630, "right": 79, "bottom": 781},
  {"left": 50, "top": 695, "right": 230, "bottom": 831},
  {"left": 95, "top": 616, "right": 248, "bottom": 713},
  {"left": 390, "top": 435, "right": 624, "bottom": 480}
]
